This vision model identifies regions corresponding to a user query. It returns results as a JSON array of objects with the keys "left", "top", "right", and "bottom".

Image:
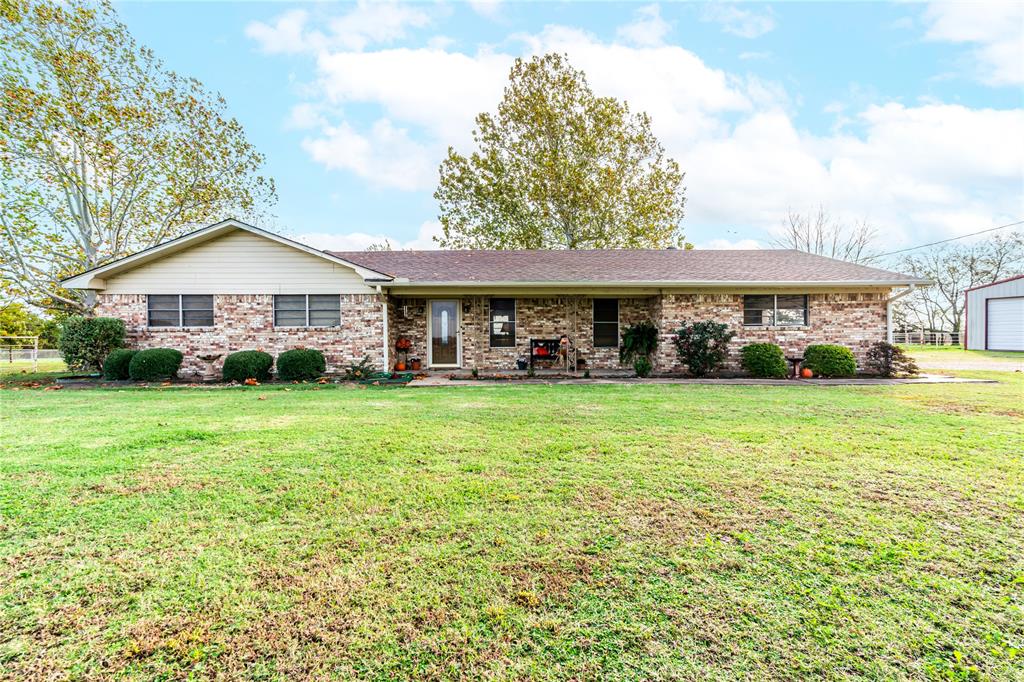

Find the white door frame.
[{"left": 427, "top": 299, "right": 462, "bottom": 368}]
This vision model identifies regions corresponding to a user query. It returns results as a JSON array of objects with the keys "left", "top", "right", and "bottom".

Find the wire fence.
[{"left": 892, "top": 331, "right": 961, "bottom": 346}]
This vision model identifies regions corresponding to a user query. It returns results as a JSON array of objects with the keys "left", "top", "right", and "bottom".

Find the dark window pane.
[
  {"left": 148, "top": 310, "right": 179, "bottom": 327},
  {"left": 594, "top": 322, "right": 618, "bottom": 348},
  {"left": 308, "top": 295, "right": 340, "bottom": 326},
  {"left": 593, "top": 299, "right": 618, "bottom": 347},
  {"left": 275, "top": 309, "right": 306, "bottom": 326},
  {"left": 182, "top": 309, "right": 214, "bottom": 327},
  {"left": 775, "top": 294, "right": 808, "bottom": 326},
  {"left": 743, "top": 295, "right": 775, "bottom": 326},
  {"left": 594, "top": 299, "right": 618, "bottom": 323},
  {"left": 309, "top": 309, "right": 340, "bottom": 326},
  {"left": 148, "top": 295, "right": 179, "bottom": 310},
  {"left": 181, "top": 294, "right": 213, "bottom": 310},
  {"left": 274, "top": 295, "right": 305, "bottom": 326},
  {"left": 308, "top": 295, "right": 337, "bottom": 310},
  {"left": 275, "top": 294, "right": 306, "bottom": 311},
  {"left": 489, "top": 298, "right": 515, "bottom": 347}
]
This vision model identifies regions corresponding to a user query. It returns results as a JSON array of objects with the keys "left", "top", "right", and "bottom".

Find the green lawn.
[
  {"left": 2, "top": 377, "right": 1023, "bottom": 680},
  {"left": 899, "top": 345, "right": 1022, "bottom": 360}
]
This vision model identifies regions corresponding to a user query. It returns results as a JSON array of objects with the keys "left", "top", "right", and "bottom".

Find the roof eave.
[
  {"left": 60, "top": 219, "right": 394, "bottom": 289},
  {"left": 381, "top": 278, "right": 933, "bottom": 288}
]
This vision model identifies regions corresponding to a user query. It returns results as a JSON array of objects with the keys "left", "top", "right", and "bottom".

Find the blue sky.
[{"left": 116, "top": 1, "right": 1024, "bottom": 251}]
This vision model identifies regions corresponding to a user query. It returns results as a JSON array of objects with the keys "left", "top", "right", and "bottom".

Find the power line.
[{"left": 875, "top": 218, "right": 1024, "bottom": 259}]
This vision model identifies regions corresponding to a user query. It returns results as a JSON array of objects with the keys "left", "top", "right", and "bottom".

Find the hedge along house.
[{"left": 62, "top": 219, "right": 930, "bottom": 378}]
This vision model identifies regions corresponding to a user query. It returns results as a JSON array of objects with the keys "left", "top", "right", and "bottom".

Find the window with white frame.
[
  {"left": 743, "top": 294, "right": 809, "bottom": 326},
  {"left": 273, "top": 295, "right": 340, "bottom": 327},
  {"left": 147, "top": 295, "right": 214, "bottom": 327}
]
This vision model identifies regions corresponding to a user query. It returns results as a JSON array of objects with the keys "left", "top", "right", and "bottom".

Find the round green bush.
[
  {"left": 102, "top": 348, "right": 137, "bottom": 380},
  {"left": 58, "top": 316, "right": 126, "bottom": 371},
  {"left": 128, "top": 348, "right": 184, "bottom": 381},
  {"left": 802, "top": 344, "right": 856, "bottom": 378},
  {"left": 277, "top": 348, "right": 326, "bottom": 381},
  {"left": 740, "top": 343, "right": 788, "bottom": 378},
  {"left": 222, "top": 350, "right": 273, "bottom": 382}
]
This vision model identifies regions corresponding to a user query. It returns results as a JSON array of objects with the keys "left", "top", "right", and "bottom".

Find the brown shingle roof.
[{"left": 327, "top": 248, "right": 925, "bottom": 285}]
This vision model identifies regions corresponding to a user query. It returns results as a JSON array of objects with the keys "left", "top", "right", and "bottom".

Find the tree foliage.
[
  {"left": 893, "top": 231, "right": 1023, "bottom": 333},
  {"left": 0, "top": 300, "right": 59, "bottom": 347},
  {"left": 772, "top": 206, "right": 879, "bottom": 264},
  {"left": 0, "top": 0, "right": 275, "bottom": 313},
  {"left": 435, "top": 53, "right": 686, "bottom": 250}
]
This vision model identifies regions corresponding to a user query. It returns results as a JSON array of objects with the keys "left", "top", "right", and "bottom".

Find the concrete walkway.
[{"left": 407, "top": 373, "right": 995, "bottom": 387}]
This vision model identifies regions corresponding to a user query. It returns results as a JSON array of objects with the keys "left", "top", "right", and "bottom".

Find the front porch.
[{"left": 387, "top": 295, "right": 657, "bottom": 372}]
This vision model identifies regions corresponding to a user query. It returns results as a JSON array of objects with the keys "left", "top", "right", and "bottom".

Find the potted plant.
[
  {"left": 620, "top": 321, "right": 659, "bottom": 378},
  {"left": 410, "top": 357, "right": 421, "bottom": 371},
  {"left": 395, "top": 337, "right": 412, "bottom": 371}
]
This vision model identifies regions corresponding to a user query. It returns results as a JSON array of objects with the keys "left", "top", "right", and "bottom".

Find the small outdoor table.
[{"left": 786, "top": 356, "right": 804, "bottom": 379}]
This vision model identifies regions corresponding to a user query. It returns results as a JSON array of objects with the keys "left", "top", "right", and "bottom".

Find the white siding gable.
[{"left": 101, "top": 229, "right": 376, "bottom": 294}]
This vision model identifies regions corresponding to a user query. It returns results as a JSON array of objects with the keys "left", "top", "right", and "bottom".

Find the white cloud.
[
  {"left": 616, "top": 4, "right": 671, "bottom": 47},
  {"left": 251, "top": 6, "right": 1023, "bottom": 249},
  {"left": 245, "top": 9, "right": 311, "bottom": 55},
  {"left": 301, "top": 119, "right": 436, "bottom": 191},
  {"left": 922, "top": 1, "right": 1024, "bottom": 86},
  {"left": 245, "top": 1, "right": 431, "bottom": 55},
  {"left": 701, "top": 4, "right": 776, "bottom": 39},
  {"left": 297, "top": 220, "right": 443, "bottom": 251},
  {"left": 468, "top": 0, "right": 502, "bottom": 20},
  {"left": 701, "top": 238, "right": 763, "bottom": 249}
]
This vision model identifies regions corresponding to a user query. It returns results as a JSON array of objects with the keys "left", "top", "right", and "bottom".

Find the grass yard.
[{"left": 2, "top": 375, "right": 1023, "bottom": 680}]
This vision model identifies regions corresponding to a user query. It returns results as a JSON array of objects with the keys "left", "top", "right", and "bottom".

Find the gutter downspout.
[
  {"left": 377, "top": 285, "right": 389, "bottom": 370},
  {"left": 886, "top": 284, "right": 916, "bottom": 344}
]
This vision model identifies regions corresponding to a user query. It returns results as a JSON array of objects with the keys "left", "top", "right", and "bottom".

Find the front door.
[{"left": 429, "top": 300, "right": 460, "bottom": 367}]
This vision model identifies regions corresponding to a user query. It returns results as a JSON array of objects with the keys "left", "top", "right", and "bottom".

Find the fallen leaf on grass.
[
  {"left": 244, "top": 378, "right": 259, "bottom": 386},
  {"left": 44, "top": 385, "right": 63, "bottom": 391},
  {"left": 257, "top": 396, "right": 267, "bottom": 401}
]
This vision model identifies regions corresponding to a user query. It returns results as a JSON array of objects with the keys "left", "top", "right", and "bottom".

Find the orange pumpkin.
[
  {"left": 800, "top": 367, "right": 813, "bottom": 379},
  {"left": 396, "top": 362, "right": 407, "bottom": 371}
]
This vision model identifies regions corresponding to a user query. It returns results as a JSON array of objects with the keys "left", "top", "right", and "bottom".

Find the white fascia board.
[{"left": 382, "top": 278, "right": 933, "bottom": 288}]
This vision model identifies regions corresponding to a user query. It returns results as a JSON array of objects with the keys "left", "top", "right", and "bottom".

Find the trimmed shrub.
[
  {"left": 633, "top": 356, "right": 653, "bottom": 378},
  {"left": 673, "top": 320, "right": 735, "bottom": 377},
  {"left": 277, "top": 348, "right": 326, "bottom": 381},
  {"left": 741, "top": 343, "right": 788, "bottom": 379},
  {"left": 865, "top": 341, "right": 919, "bottom": 377},
  {"left": 102, "top": 348, "right": 137, "bottom": 380},
  {"left": 58, "top": 316, "right": 126, "bottom": 371},
  {"left": 803, "top": 344, "right": 856, "bottom": 378},
  {"left": 128, "top": 348, "right": 183, "bottom": 381},
  {"left": 222, "top": 350, "right": 274, "bottom": 382}
]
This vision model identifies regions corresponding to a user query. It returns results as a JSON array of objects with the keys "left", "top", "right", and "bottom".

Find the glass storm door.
[{"left": 430, "top": 300, "right": 459, "bottom": 366}]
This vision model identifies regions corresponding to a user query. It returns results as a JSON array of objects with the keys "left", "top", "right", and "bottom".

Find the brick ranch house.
[{"left": 63, "top": 219, "right": 929, "bottom": 378}]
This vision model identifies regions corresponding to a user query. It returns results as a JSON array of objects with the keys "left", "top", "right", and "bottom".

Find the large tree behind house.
[{"left": 434, "top": 53, "right": 687, "bottom": 250}]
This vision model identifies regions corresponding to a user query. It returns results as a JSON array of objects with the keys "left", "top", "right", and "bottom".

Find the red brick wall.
[
  {"left": 98, "top": 291, "right": 889, "bottom": 376},
  {"left": 653, "top": 292, "right": 889, "bottom": 372},
  {"left": 95, "top": 294, "right": 385, "bottom": 379}
]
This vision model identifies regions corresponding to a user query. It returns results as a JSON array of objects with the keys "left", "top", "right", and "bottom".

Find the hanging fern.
[{"left": 619, "top": 320, "right": 659, "bottom": 365}]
